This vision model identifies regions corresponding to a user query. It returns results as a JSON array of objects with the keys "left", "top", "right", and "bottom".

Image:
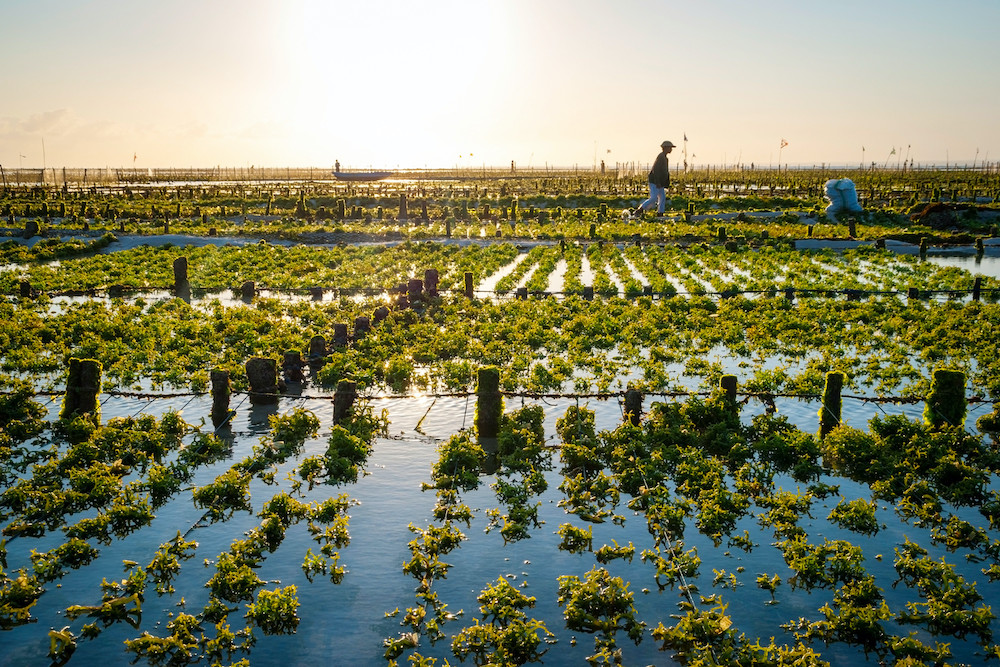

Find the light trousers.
[{"left": 638, "top": 182, "right": 667, "bottom": 214}]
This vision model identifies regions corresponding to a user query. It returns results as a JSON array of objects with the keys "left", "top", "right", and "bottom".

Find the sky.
[{"left": 1, "top": 0, "right": 997, "bottom": 170}]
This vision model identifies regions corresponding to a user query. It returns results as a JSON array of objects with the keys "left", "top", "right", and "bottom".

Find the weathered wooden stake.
[
  {"left": 424, "top": 269, "right": 439, "bottom": 297},
  {"left": 332, "top": 379, "right": 357, "bottom": 425},
  {"left": 408, "top": 278, "right": 423, "bottom": 303},
  {"left": 308, "top": 335, "right": 327, "bottom": 362},
  {"left": 464, "top": 272, "right": 474, "bottom": 299},
  {"left": 173, "top": 256, "right": 188, "bottom": 288},
  {"left": 332, "top": 323, "right": 349, "bottom": 346},
  {"left": 310, "top": 286, "right": 323, "bottom": 301},
  {"left": 623, "top": 387, "right": 643, "bottom": 426},
  {"left": 353, "top": 316, "right": 371, "bottom": 339},
  {"left": 283, "top": 350, "right": 306, "bottom": 383},
  {"left": 583, "top": 286, "right": 594, "bottom": 301},
  {"left": 476, "top": 366, "right": 502, "bottom": 453},
  {"left": 972, "top": 276, "right": 982, "bottom": 302},
  {"left": 240, "top": 280, "right": 255, "bottom": 301},
  {"left": 924, "top": 368, "right": 966, "bottom": 428},
  {"left": 720, "top": 375, "right": 738, "bottom": 403},
  {"left": 246, "top": 357, "right": 279, "bottom": 404},
  {"left": 210, "top": 369, "right": 231, "bottom": 428},
  {"left": 61, "top": 357, "right": 102, "bottom": 422},
  {"left": 818, "top": 371, "right": 844, "bottom": 438}
]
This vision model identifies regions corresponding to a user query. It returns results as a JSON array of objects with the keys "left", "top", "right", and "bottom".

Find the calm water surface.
[{"left": 4, "top": 390, "right": 997, "bottom": 666}]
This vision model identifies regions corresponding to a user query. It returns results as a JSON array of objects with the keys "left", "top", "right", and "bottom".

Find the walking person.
[{"left": 633, "top": 140, "right": 675, "bottom": 218}]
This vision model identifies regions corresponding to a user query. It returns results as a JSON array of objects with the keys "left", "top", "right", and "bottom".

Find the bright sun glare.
[{"left": 279, "top": 1, "right": 506, "bottom": 167}]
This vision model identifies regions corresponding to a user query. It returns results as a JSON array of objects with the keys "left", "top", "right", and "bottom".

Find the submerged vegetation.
[{"left": 2, "top": 167, "right": 1000, "bottom": 664}]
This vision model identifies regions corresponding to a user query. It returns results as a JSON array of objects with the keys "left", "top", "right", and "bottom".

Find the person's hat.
[{"left": 661, "top": 140, "right": 675, "bottom": 148}]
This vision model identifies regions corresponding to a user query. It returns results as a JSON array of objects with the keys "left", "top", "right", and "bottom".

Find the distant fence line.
[{"left": 2, "top": 162, "right": 998, "bottom": 187}]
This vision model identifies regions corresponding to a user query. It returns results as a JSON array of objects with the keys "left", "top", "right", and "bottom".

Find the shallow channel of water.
[{"left": 3, "top": 389, "right": 997, "bottom": 666}]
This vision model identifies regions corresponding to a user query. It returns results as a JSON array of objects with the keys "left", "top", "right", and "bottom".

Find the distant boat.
[{"left": 333, "top": 170, "right": 393, "bottom": 182}]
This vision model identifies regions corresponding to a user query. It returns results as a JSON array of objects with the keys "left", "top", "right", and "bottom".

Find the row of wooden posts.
[
  {"left": 172, "top": 256, "right": 477, "bottom": 303},
  {"left": 60, "top": 359, "right": 971, "bottom": 450}
]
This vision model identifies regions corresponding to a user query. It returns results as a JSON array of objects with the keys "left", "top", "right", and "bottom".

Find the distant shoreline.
[{"left": 2, "top": 162, "right": 997, "bottom": 187}]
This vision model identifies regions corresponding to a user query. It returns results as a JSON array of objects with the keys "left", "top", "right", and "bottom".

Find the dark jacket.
[{"left": 648, "top": 152, "right": 670, "bottom": 188}]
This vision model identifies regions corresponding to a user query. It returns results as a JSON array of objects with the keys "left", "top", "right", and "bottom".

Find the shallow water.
[
  {"left": 4, "top": 389, "right": 997, "bottom": 666},
  {"left": 5, "top": 234, "right": 1000, "bottom": 664}
]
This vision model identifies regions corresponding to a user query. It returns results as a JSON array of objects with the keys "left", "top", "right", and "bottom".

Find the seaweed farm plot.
[
  {"left": 2, "top": 382, "right": 1000, "bottom": 666},
  {"left": 3, "top": 166, "right": 1000, "bottom": 247},
  {"left": 2, "top": 240, "right": 999, "bottom": 397},
  {"left": 3, "top": 236, "right": 1000, "bottom": 665}
]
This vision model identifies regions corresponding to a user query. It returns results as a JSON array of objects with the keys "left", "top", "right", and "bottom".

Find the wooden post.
[
  {"left": 19, "top": 280, "right": 31, "bottom": 298},
  {"left": 516, "top": 287, "right": 528, "bottom": 300},
  {"left": 332, "top": 323, "right": 349, "bottom": 347},
  {"left": 308, "top": 335, "right": 327, "bottom": 362},
  {"left": 240, "top": 280, "right": 255, "bottom": 301},
  {"left": 210, "top": 369, "right": 231, "bottom": 428},
  {"left": 61, "top": 358, "right": 102, "bottom": 423},
  {"left": 245, "top": 357, "right": 279, "bottom": 404},
  {"left": 924, "top": 368, "right": 966, "bottom": 428},
  {"left": 464, "top": 271, "right": 474, "bottom": 299},
  {"left": 476, "top": 366, "right": 502, "bottom": 453},
  {"left": 623, "top": 387, "right": 643, "bottom": 426},
  {"left": 332, "top": 379, "right": 357, "bottom": 425},
  {"left": 172, "top": 256, "right": 188, "bottom": 288},
  {"left": 424, "top": 268, "right": 439, "bottom": 297},
  {"left": 372, "top": 305, "right": 390, "bottom": 324},
  {"left": 309, "top": 286, "right": 323, "bottom": 301},
  {"left": 818, "top": 371, "right": 844, "bottom": 438},
  {"left": 353, "top": 316, "right": 370, "bottom": 340},
  {"left": 282, "top": 350, "right": 306, "bottom": 383},
  {"left": 972, "top": 276, "right": 982, "bottom": 302},
  {"left": 848, "top": 220, "right": 857, "bottom": 238},
  {"left": 720, "top": 375, "right": 738, "bottom": 403},
  {"left": 407, "top": 278, "right": 423, "bottom": 303},
  {"left": 583, "top": 286, "right": 594, "bottom": 301}
]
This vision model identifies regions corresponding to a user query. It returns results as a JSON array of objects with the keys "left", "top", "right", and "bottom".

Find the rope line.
[
  {"left": 8, "top": 387, "right": 991, "bottom": 405},
  {"left": 8, "top": 283, "right": 1000, "bottom": 300}
]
